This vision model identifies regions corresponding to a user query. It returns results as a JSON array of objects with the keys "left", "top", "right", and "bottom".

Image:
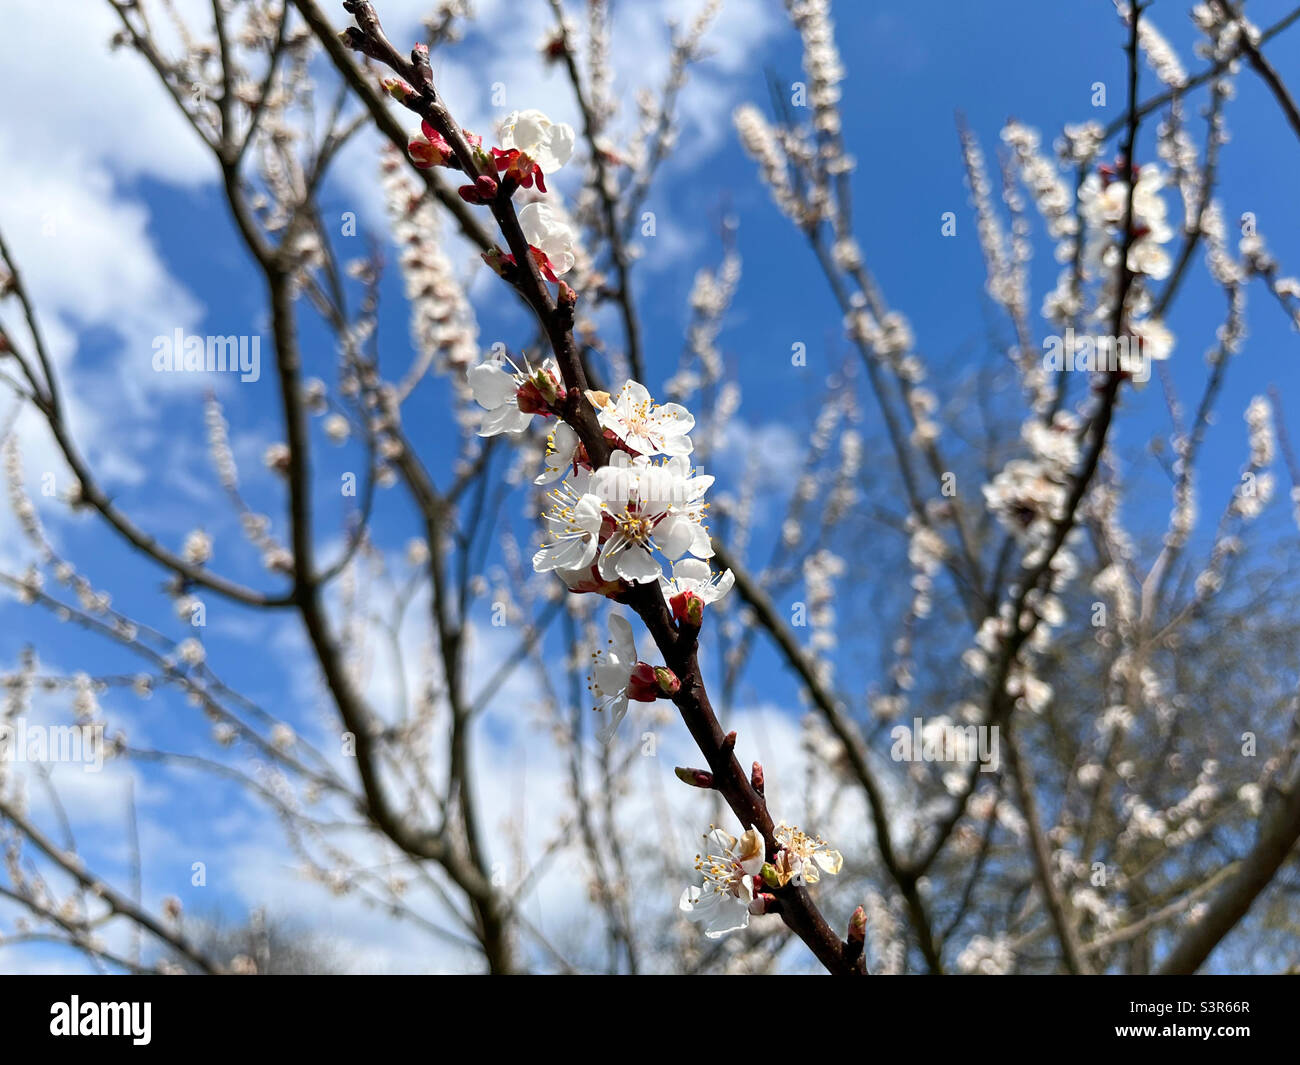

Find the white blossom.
[
  {"left": 588, "top": 614, "right": 638, "bottom": 742},
  {"left": 469, "top": 354, "right": 560, "bottom": 437},
  {"left": 679, "top": 826, "right": 765, "bottom": 939},
  {"left": 533, "top": 473, "right": 604, "bottom": 573},
  {"left": 518, "top": 202, "right": 576, "bottom": 276},
  {"left": 589, "top": 380, "right": 694, "bottom": 456},
  {"left": 499, "top": 109, "right": 575, "bottom": 174},
  {"left": 659, "top": 557, "right": 734, "bottom": 612},
  {"left": 182, "top": 530, "right": 212, "bottom": 566}
]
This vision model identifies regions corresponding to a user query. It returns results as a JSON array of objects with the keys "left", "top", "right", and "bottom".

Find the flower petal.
[{"left": 469, "top": 362, "right": 517, "bottom": 409}]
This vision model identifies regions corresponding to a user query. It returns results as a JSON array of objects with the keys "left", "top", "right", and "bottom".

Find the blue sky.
[{"left": 1, "top": 0, "right": 1298, "bottom": 972}]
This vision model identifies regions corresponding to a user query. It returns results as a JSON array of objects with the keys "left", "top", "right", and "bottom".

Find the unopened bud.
[
  {"left": 720, "top": 730, "right": 736, "bottom": 753},
  {"left": 381, "top": 77, "right": 415, "bottom": 103},
  {"left": 457, "top": 174, "right": 499, "bottom": 204},
  {"left": 670, "top": 589, "right": 704, "bottom": 626},
  {"left": 848, "top": 905, "right": 867, "bottom": 944},
  {"left": 626, "top": 661, "right": 660, "bottom": 702},
  {"left": 653, "top": 665, "right": 680, "bottom": 696},
  {"left": 481, "top": 247, "right": 515, "bottom": 278},
  {"left": 751, "top": 760, "right": 765, "bottom": 796},
  {"left": 531, "top": 367, "right": 559, "bottom": 406},
  {"left": 516, "top": 380, "right": 550, "bottom": 415},
  {"left": 557, "top": 280, "right": 577, "bottom": 308},
  {"left": 543, "top": 33, "right": 567, "bottom": 62},
  {"left": 673, "top": 766, "right": 714, "bottom": 789},
  {"left": 408, "top": 126, "right": 453, "bottom": 169}
]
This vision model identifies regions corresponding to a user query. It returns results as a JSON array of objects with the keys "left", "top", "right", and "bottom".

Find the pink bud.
[
  {"left": 515, "top": 380, "right": 550, "bottom": 414},
  {"left": 480, "top": 248, "right": 516, "bottom": 278},
  {"left": 848, "top": 906, "right": 867, "bottom": 944},
  {"left": 653, "top": 666, "right": 681, "bottom": 696},
  {"left": 456, "top": 175, "right": 499, "bottom": 204},
  {"left": 408, "top": 122, "right": 453, "bottom": 169},
  {"left": 670, "top": 589, "right": 705, "bottom": 626},
  {"left": 673, "top": 767, "right": 714, "bottom": 789},
  {"left": 381, "top": 77, "right": 414, "bottom": 103},
  {"left": 626, "top": 662, "right": 660, "bottom": 703}
]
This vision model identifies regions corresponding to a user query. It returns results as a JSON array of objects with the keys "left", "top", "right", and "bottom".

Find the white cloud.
[{"left": 0, "top": 0, "right": 211, "bottom": 188}]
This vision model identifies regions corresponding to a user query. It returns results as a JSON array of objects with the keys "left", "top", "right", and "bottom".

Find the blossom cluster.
[
  {"left": 402, "top": 105, "right": 580, "bottom": 281},
  {"left": 1078, "top": 161, "right": 1174, "bottom": 282},
  {"left": 678, "top": 822, "right": 843, "bottom": 939},
  {"left": 468, "top": 364, "right": 734, "bottom": 737}
]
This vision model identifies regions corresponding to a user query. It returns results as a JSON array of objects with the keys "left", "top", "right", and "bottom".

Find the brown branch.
[
  {"left": 338, "top": 0, "right": 863, "bottom": 975},
  {"left": 0, "top": 799, "right": 219, "bottom": 974},
  {"left": 1212, "top": 1, "right": 1300, "bottom": 146}
]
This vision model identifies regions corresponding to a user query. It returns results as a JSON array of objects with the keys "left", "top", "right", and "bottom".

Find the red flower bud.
[
  {"left": 673, "top": 766, "right": 714, "bottom": 789},
  {"left": 456, "top": 174, "right": 499, "bottom": 204},
  {"left": 381, "top": 77, "right": 415, "bottom": 103},
  {"left": 670, "top": 589, "right": 705, "bottom": 626},
  {"left": 543, "top": 34, "right": 567, "bottom": 62},
  {"left": 653, "top": 666, "right": 680, "bottom": 696},
  {"left": 408, "top": 121, "right": 453, "bottom": 169},
  {"left": 848, "top": 905, "right": 867, "bottom": 944},
  {"left": 626, "top": 662, "right": 659, "bottom": 703},
  {"left": 515, "top": 380, "right": 549, "bottom": 414}
]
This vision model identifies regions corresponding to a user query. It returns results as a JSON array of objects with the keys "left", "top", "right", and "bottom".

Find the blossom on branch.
[
  {"left": 660, "top": 557, "right": 734, "bottom": 624},
  {"left": 679, "top": 826, "right": 766, "bottom": 939},
  {"left": 534, "top": 421, "right": 583, "bottom": 484},
  {"left": 588, "top": 380, "right": 695, "bottom": 456},
  {"left": 469, "top": 354, "right": 561, "bottom": 436},
  {"left": 1079, "top": 162, "right": 1174, "bottom": 281},
  {"left": 588, "top": 614, "right": 661, "bottom": 741},
  {"left": 518, "top": 202, "right": 576, "bottom": 279},
  {"left": 589, "top": 452, "right": 714, "bottom": 584},
  {"left": 770, "top": 822, "right": 844, "bottom": 887},
  {"left": 495, "top": 108, "right": 575, "bottom": 192},
  {"left": 533, "top": 473, "right": 604, "bottom": 573}
]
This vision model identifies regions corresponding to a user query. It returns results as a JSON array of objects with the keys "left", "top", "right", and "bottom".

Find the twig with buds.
[{"left": 339, "top": 0, "right": 864, "bottom": 975}]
